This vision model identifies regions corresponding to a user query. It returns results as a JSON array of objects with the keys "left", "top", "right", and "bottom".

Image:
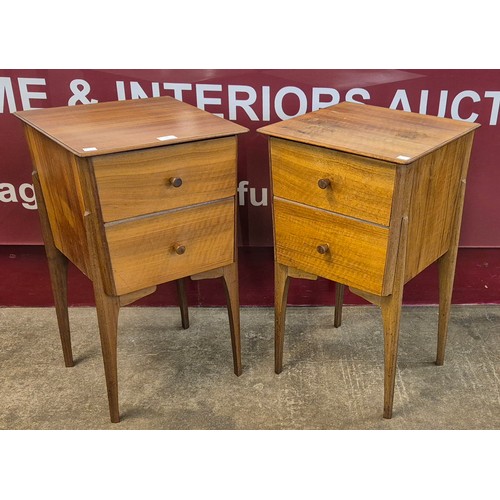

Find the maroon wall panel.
[
  {"left": 1, "top": 246, "right": 499, "bottom": 307},
  {"left": 1, "top": 69, "right": 499, "bottom": 305},
  {"left": 1, "top": 69, "right": 500, "bottom": 247}
]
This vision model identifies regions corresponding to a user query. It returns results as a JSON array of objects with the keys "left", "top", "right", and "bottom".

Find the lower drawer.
[
  {"left": 105, "top": 198, "right": 234, "bottom": 295},
  {"left": 274, "top": 198, "right": 389, "bottom": 295}
]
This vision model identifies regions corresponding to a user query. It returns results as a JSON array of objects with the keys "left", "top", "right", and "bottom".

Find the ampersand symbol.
[{"left": 68, "top": 79, "right": 98, "bottom": 105}]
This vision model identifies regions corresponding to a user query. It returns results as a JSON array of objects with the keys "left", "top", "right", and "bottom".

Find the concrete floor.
[{"left": 0, "top": 305, "right": 498, "bottom": 429}]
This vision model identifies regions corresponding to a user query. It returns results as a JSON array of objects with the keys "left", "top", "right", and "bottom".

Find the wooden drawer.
[
  {"left": 270, "top": 138, "right": 396, "bottom": 226},
  {"left": 93, "top": 136, "right": 237, "bottom": 222},
  {"left": 105, "top": 198, "right": 234, "bottom": 295},
  {"left": 274, "top": 198, "right": 389, "bottom": 295}
]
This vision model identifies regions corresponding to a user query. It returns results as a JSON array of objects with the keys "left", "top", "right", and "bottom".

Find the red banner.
[{"left": 1, "top": 69, "right": 499, "bottom": 246}]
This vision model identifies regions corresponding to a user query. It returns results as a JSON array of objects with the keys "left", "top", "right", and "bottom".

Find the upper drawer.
[
  {"left": 93, "top": 136, "right": 237, "bottom": 222},
  {"left": 270, "top": 138, "right": 396, "bottom": 226}
]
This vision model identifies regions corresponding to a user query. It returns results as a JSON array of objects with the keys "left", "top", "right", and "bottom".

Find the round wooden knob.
[
  {"left": 169, "top": 177, "right": 183, "bottom": 188},
  {"left": 173, "top": 243, "right": 186, "bottom": 255},
  {"left": 318, "top": 178, "right": 331, "bottom": 189},
  {"left": 317, "top": 244, "right": 329, "bottom": 254}
]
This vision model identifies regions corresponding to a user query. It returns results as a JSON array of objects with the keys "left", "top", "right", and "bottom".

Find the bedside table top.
[
  {"left": 257, "top": 101, "right": 480, "bottom": 164},
  {"left": 15, "top": 96, "right": 248, "bottom": 157}
]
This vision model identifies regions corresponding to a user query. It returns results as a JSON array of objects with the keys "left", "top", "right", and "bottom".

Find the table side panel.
[
  {"left": 404, "top": 133, "right": 476, "bottom": 282},
  {"left": 274, "top": 198, "right": 389, "bottom": 295},
  {"left": 93, "top": 137, "right": 237, "bottom": 222},
  {"left": 271, "top": 138, "right": 396, "bottom": 226},
  {"left": 105, "top": 198, "right": 235, "bottom": 295},
  {"left": 24, "top": 126, "right": 90, "bottom": 275}
]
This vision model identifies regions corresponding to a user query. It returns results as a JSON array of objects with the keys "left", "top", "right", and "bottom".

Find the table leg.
[
  {"left": 380, "top": 215, "right": 408, "bottom": 419},
  {"left": 176, "top": 278, "right": 190, "bottom": 329},
  {"left": 33, "top": 171, "right": 74, "bottom": 367},
  {"left": 436, "top": 249, "right": 458, "bottom": 365},
  {"left": 81, "top": 206, "right": 120, "bottom": 422},
  {"left": 436, "top": 178, "right": 467, "bottom": 366},
  {"left": 274, "top": 263, "right": 290, "bottom": 374},
  {"left": 222, "top": 263, "right": 242, "bottom": 376},
  {"left": 334, "top": 283, "right": 345, "bottom": 328},
  {"left": 48, "top": 252, "right": 73, "bottom": 368},
  {"left": 94, "top": 290, "right": 121, "bottom": 423},
  {"left": 380, "top": 293, "right": 403, "bottom": 419}
]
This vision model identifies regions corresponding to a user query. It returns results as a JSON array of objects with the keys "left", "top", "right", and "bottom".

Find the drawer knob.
[
  {"left": 173, "top": 243, "right": 186, "bottom": 255},
  {"left": 169, "top": 177, "right": 183, "bottom": 188},
  {"left": 317, "top": 244, "right": 329, "bottom": 254},
  {"left": 318, "top": 178, "right": 331, "bottom": 189}
]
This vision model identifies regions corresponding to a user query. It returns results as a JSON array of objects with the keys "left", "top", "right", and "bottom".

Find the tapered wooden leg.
[
  {"left": 79, "top": 171, "right": 121, "bottom": 423},
  {"left": 380, "top": 293, "right": 403, "bottom": 419},
  {"left": 436, "top": 249, "right": 459, "bottom": 366},
  {"left": 435, "top": 179, "right": 467, "bottom": 366},
  {"left": 380, "top": 216, "right": 408, "bottom": 419},
  {"left": 47, "top": 252, "right": 74, "bottom": 367},
  {"left": 222, "top": 263, "right": 242, "bottom": 376},
  {"left": 176, "top": 278, "right": 189, "bottom": 330},
  {"left": 94, "top": 291, "right": 121, "bottom": 423},
  {"left": 32, "top": 171, "right": 74, "bottom": 367},
  {"left": 334, "top": 283, "right": 345, "bottom": 328},
  {"left": 275, "top": 263, "right": 290, "bottom": 374}
]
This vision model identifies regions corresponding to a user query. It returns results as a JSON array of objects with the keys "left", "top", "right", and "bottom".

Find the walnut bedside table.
[
  {"left": 15, "top": 96, "right": 248, "bottom": 423},
  {"left": 258, "top": 102, "right": 479, "bottom": 418}
]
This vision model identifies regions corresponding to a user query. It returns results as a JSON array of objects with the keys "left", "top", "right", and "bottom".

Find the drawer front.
[
  {"left": 271, "top": 138, "right": 396, "bottom": 226},
  {"left": 93, "top": 137, "right": 237, "bottom": 222},
  {"left": 274, "top": 198, "right": 389, "bottom": 295},
  {"left": 105, "top": 198, "right": 234, "bottom": 295}
]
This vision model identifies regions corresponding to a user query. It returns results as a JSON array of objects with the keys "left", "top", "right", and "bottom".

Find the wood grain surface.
[
  {"left": 16, "top": 96, "right": 247, "bottom": 423},
  {"left": 274, "top": 198, "right": 389, "bottom": 295},
  {"left": 24, "top": 126, "right": 90, "bottom": 275},
  {"left": 403, "top": 133, "right": 476, "bottom": 281},
  {"left": 105, "top": 198, "right": 235, "bottom": 295},
  {"left": 258, "top": 101, "right": 480, "bottom": 164},
  {"left": 93, "top": 136, "right": 237, "bottom": 222},
  {"left": 15, "top": 96, "right": 248, "bottom": 157},
  {"left": 270, "top": 137, "right": 396, "bottom": 226}
]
